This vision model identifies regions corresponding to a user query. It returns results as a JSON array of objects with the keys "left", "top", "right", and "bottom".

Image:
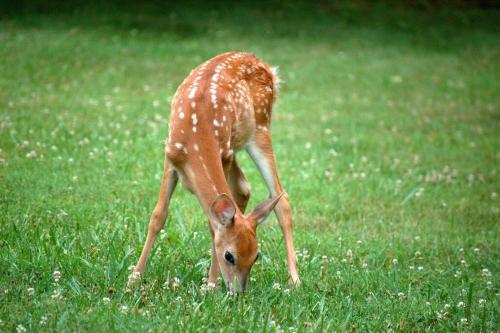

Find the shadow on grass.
[{"left": 1, "top": 0, "right": 499, "bottom": 51}]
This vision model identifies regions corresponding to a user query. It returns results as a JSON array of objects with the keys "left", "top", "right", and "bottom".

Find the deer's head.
[{"left": 208, "top": 192, "right": 283, "bottom": 292}]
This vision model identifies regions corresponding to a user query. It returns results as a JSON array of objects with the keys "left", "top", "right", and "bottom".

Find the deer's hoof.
[
  {"left": 126, "top": 271, "right": 142, "bottom": 291},
  {"left": 288, "top": 276, "right": 301, "bottom": 287}
]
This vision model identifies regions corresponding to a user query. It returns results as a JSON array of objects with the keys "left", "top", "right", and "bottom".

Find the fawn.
[{"left": 128, "top": 51, "right": 300, "bottom": 292}]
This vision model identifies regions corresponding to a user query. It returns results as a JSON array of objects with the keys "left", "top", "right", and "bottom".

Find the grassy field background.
[{"left": 0, "top": 1, "right": 499, "bottom": 331}]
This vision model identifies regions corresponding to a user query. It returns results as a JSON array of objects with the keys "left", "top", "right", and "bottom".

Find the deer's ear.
[
  {"left": 209, "top": 193, "right": 236, "bottom": 227},
  {"left": 249, "top": 192, "right": 284, "bottom": 225}
]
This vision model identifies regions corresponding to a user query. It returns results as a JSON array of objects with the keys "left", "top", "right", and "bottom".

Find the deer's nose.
[
  {"left": 239, "top": 272, "right": 249, "bottom": 292},
  {"left": 227, "top": 275, "right": 248, "bottom": 293}
]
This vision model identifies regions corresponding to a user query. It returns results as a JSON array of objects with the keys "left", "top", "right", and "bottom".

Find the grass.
[{"left": 0, "top": 1, "right": 499, "bottom": 331}]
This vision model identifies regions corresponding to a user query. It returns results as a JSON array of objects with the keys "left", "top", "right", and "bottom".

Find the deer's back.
[{"left": 166, "top": 52, "right": 279, "bottom": 163}]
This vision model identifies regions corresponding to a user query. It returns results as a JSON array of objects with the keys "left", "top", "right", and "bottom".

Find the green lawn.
[{"left": 0, "top": 2, "right": 498, "bottom": 332}]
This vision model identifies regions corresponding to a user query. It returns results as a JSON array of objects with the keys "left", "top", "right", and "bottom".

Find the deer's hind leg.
[{"left": 246, "top": 131, "right": 300, "bottom": 285}]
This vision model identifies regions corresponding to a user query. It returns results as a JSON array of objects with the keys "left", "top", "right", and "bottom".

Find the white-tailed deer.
[{"left": 128, "top": 51, "right": 299, "bottom": 292}]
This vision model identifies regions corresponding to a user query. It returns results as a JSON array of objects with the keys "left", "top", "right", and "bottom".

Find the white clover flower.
[
  {"left": 51, "top": 291, "right": 63, "bottom": 301},
  {"left": 397, "top": 292, "right": 405, "bottom": 300},
  {"left": 200, "top": 282, "right": 217, "bottom": 295},
  {"left": 175, "top": 296, "right": 182, "bottom": 301},
  {"left": 457, "top": 301, "right": 465, "bottom": 308},
  {"left": 479, "top": 299, "right": 486, "bottom": 307},
  {"left": 39, "top": 316, "right": 47, "bottom": 326},
  {"left": 171, "top": 277, "right": 180, "bottom": 290},
  {"left": 273, "top": 283, "right": 281, "bottom": 291},
  {"left": 16, "top": 324, "right": 27, "bottom": 333},
  {"left": 102, "top": 297, "right": 111, "bottom": 305},
  {"left": 26, "top": 151, "right": 37, "bottom": 159},
  {"left": 329, "top": 148, "right": 338, "bottom": 157},
  {"left": 392, "top": 258, "right": 398, "bottom": 265},
  {"left": 119, "top": 305, "right": 128, "bottom": 314},
  {"left": 346, "top": 249, "right": 353, "bottom": 258},
  {"left": 444, "top": 304, "right": 450, "bottom": 309},
  {"left": 460, "top": 318, "right": 467, "bottom": 325},
  {"left": 27, "top": 287, "right": 35, "bottom": 296},
  {"left": 417, "top": 266, "right": 423, "bottom": 271},
  {"left": 51, "top": 271, "right": 62, "bottom": 285},
  {"left": 481, "top": 268, "right": 492, "bottom": 277},
  {"left": 283, "top": 289, "right": 290, "bottom": 295}
]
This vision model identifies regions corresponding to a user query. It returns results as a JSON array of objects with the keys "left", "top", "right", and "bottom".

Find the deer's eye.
[{"left": 224, "top": 251, "right": 235, "bottom": 265}]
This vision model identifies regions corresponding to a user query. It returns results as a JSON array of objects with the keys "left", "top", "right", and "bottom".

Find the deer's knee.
[{"left": 276, "top": 198, "right": 293, "bottom": 228}]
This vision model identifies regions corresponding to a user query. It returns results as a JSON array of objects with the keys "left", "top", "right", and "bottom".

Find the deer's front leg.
[
  {"left": 128, "top": 156, "right": 178, "bottom": 289},
  {"left": 247, "top": 133, "right": 300, "bottom": 285}
]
